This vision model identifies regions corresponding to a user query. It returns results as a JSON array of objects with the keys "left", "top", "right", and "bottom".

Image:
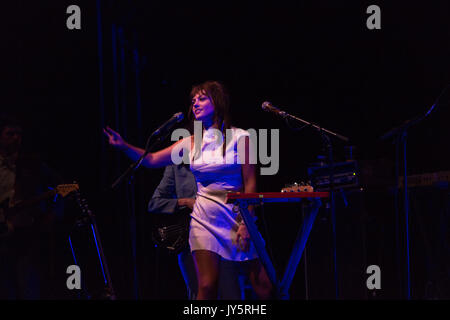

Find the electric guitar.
[
  {"left": 151, "top": 207, "right": 191, "bottom": 254},
  {"left": 0, "top": 184, "right": 79, "bottom": 237}
]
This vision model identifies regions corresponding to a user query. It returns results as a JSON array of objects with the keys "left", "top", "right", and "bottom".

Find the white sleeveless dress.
[{"left": 189, "top": 127, "right": 259, "bottom": 261}]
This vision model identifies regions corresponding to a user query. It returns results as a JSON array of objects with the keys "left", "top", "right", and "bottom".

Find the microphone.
[
  {"left": 152, "top": 112, "right": 184, "bottom": 136},
  {"left": 261, "top": 101, "right": 286, "bottom": 117}
]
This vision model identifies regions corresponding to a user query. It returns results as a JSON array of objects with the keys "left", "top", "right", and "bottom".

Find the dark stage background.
[{"left": 4, "top": 0, "right": 450, "bottom": 299}]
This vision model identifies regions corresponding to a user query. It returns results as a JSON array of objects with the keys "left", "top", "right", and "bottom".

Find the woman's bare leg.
[
  {"left": 192, "top": 250, "right": 220, "bottom": 300},
  {"left": 248, "top": 259, "right": 273, "bottom": 299}
]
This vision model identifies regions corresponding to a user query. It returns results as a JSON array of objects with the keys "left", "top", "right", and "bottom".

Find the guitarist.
[
  {"left": 148, "top": 164, "right": 252, "bottom": 299},
  {"left": 0, "top": 114, "right": 64, "bottom": 299}
]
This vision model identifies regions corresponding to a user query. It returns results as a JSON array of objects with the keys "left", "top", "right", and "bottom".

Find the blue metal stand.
[{"left": 235, "top": 198, "right": 322, "bottom": 299}]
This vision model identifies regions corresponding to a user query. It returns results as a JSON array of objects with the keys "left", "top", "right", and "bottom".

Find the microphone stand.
[
  {"left": 272, "top": 109, "right": 348, "bottom": 300},
  {"left": 379, "top": 85, "right": 448, "bottom": 300},
  {"left": 276, "top": 110, "right": 349, "bottom": 143},
  {"left": 109, "top": 129, "right": 172, "bottom": 299},
  {"left": 111, "top": 130, "right": 171, "bottom": 189}
]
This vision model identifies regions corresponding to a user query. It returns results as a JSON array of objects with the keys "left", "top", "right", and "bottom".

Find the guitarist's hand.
[
  {"left": 177, "top": 198, "right": 195, "bottom": 210},
  {"left": 103, "top": 126, "right": 127, "bottom": 150}
]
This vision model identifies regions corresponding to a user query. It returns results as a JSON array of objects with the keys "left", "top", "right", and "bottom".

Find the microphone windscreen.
[
  {"left": 261, "top": 101, "right": 273, "bottom": 111},
  {"left": 174, "top": 112, "right": 184, "bottom": 121}
]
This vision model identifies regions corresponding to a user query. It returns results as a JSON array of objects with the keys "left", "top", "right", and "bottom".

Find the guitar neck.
[{"left": 12, "top": 189, "right": 57, "bottom": 211}]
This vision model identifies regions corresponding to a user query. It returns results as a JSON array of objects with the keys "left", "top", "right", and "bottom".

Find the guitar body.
[
  {"left": 0, "top": 199, "right": 40, "bottom": 245},
  {"left": 151, "top": 208, "right": 191, "bottom": 254},
  {"left": 0, "top": 184, "right": 78, "bottom": 238}
]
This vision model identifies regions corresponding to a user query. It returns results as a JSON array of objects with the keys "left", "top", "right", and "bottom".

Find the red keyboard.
[{"left": 226, "top": 191, "right": 329, "bottom": 204}]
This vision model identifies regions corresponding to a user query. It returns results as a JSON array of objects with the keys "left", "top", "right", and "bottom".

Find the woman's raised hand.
[{"left": 103, "top": 126, "right": 127, "bottom": 150}]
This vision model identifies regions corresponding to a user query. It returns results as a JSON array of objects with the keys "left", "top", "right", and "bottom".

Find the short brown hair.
[
  {"left": 188, "top": 81, "right": 233, "bottom": 158},
  {"left": 188, "top": 80, "right": 231, "bottom": 132}
]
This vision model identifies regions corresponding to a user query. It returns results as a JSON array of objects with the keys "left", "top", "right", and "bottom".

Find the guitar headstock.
[
  {"left": 55, "top": 184, "right": 80, "bottom": 198},
  {"left": 281, "top": 182, "right": 314, "bottom": 193}
]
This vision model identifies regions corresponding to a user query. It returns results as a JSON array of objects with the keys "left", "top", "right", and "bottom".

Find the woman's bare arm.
[
  {"left": 103, "top": 126, "right": 191, "bottom": 168},
  {"left": 237, "top": 136, "right": 257, "bottom": 252}
]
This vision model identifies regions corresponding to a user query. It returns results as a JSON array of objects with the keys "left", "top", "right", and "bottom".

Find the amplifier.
[
  {"left": 398, "top": 170, "right": 450, "bottom": 188},
  {"left": 307, "top": 160, "right": 359, "bottom": 191}
]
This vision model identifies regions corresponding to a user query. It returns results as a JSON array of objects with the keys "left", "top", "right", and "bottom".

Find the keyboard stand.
[{"left": 235, "top": 197, "right": 323, "bottom": 299}]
